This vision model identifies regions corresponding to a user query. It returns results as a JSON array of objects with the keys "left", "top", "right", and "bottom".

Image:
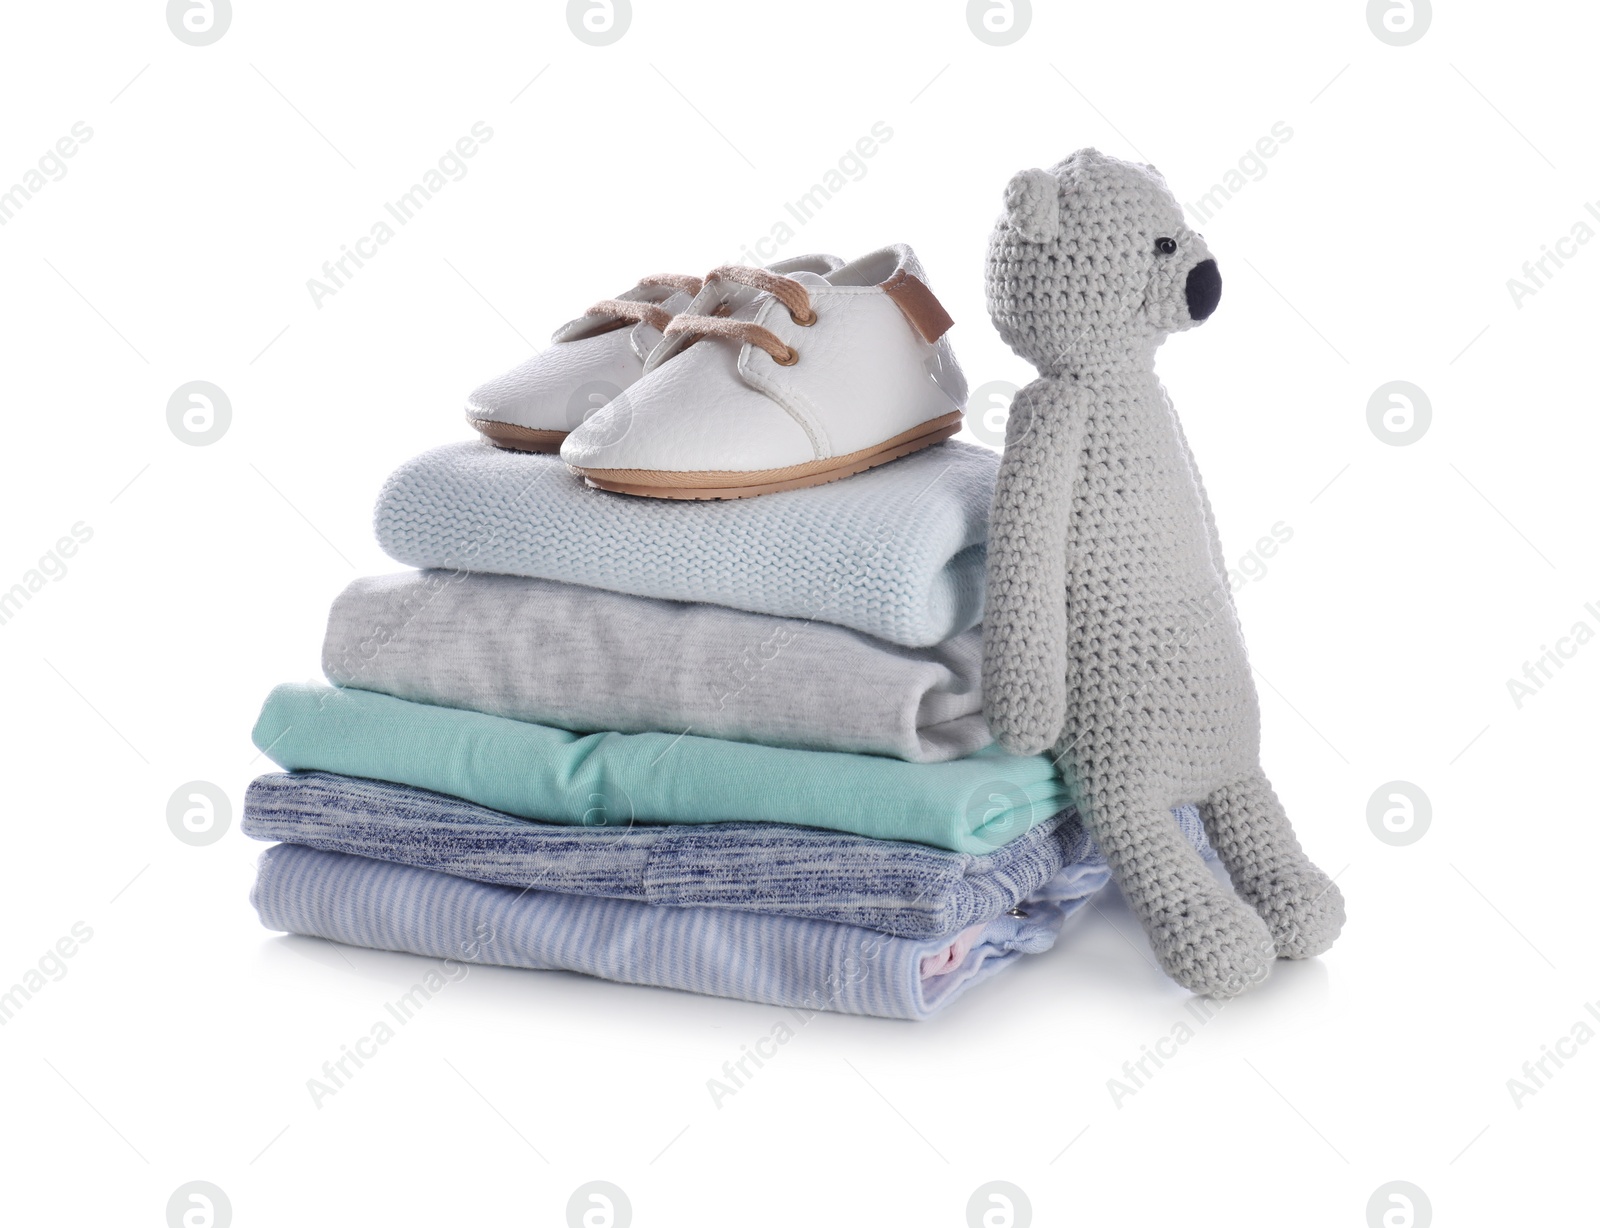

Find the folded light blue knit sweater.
[{"left": 371, "top": 439, "right": 995, "bottom": 647}]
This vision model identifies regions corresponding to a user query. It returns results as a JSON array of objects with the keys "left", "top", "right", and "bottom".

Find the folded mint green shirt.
[{"left": 252, "top": 684, "right": 1065, "bottom": 854}]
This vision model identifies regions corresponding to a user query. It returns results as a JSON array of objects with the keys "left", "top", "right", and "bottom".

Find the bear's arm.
[{"left": 980, "top": 377, "right": 1085, "bottom": 756}]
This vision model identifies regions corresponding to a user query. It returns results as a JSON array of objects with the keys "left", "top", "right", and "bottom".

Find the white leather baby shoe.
[
  {"left": 560, "top": 245, "right": 968, "bottom": 499},
  {"left": 466, "top": 255, "right": 845, "bottom": 453}
]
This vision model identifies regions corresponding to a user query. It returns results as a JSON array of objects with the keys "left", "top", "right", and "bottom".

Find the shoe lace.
[
  {"left": 580, "top": 273, "right": 704, "bottom": 332},
  {"left": 662, "top": 266, "right": 817, "bottom": 366}
]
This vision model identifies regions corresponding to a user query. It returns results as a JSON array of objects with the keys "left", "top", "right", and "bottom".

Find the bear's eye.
[{"left": 1155, "top": 237, "right": 1177, "bottom": 255}]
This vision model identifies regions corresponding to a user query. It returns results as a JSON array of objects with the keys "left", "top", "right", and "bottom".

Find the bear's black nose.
[{"left": 1185, "top": 259, "right": 1221, "bottom": 321}]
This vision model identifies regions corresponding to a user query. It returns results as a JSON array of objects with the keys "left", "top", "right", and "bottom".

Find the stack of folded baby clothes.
[{"left": 244, "top": 248, "right": 1207, "bottom": 1020}]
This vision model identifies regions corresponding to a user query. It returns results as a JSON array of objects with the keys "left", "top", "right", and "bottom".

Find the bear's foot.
[
  {"left": 1147, "top": 882, "right": 1277, "bottom": 999},
  {"left": 1202, "top": 770, "right": 1346, "bottom": 963},
  {"left": 1246, "top": 862, "right": 1345, "bottom": 960}
]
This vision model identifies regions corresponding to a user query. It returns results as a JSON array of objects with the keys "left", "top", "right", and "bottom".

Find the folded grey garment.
[{"left": 323, "top": 570, "right": 991, "bottom": 763}]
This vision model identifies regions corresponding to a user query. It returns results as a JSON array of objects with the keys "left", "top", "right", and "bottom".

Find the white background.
[{"left": 1, "top": 1, "right": 1595, "bottom": 1224}]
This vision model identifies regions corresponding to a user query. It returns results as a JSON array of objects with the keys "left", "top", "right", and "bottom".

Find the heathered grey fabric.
[
  {"left": 243, "top": 771, "right": 1211, "bottom": 939},
  {"left": 245, "top": 772, "right": 1078, "bottom": 938},
  {"left": 322, "top": 570, "right": 991, "bottom": 763}
]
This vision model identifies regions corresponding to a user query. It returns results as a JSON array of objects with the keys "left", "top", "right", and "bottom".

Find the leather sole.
[
  {"left": 470, "top": 419, "right": 569, "bottom": 454},
  {"left": 576, "top": 410, "right": 965, "bottom": 501}
]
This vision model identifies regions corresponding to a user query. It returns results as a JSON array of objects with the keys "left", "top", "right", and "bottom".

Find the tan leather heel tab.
[{"left": 879, "top": 269, "right": 954, "bottom": 343}]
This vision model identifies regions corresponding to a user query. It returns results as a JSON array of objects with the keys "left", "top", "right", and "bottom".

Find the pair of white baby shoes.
[{"left": 464, "top": 246, "right": 968, "bottom": 500}]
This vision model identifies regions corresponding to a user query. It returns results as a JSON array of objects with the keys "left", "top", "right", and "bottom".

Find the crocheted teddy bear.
[{"left": 981, "top": 148, "right": 1344, "bottom": 996}]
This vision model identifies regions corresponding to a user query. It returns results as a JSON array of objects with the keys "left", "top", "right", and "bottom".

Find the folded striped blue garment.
[
  {"left": 371, "top": 439, "right": 995, "bottom": 648},
  {"left": 243, "top": 772, "right": 1210, "bottom": 939},
  {"left": 252, "top": 843, "right": 1100, "bottom": 1020}
]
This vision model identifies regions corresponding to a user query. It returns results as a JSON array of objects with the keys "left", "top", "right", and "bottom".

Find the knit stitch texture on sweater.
[{"left": 372, "top": 439, "right": 995, "bottom": 648}]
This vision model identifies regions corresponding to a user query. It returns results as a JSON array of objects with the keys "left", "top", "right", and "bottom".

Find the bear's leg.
[
  {"left": 1201, "top": 768, "right": 1345, "bottom": 959},
  {"left": 1080, "top": 776, "right": 1276, "bottom": 998}
]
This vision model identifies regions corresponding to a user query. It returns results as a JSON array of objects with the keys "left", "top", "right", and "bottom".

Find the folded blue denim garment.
[
  {"left": 244, "top": 772, "right": 1208, "bottom": 940},
  {"left": 252, "top": 843, "right": 1103, "bottom": 1020}
]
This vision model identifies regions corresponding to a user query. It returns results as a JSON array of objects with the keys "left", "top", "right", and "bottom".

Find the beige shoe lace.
[
  {"left": 581, "top": 273, "right": 705, "bottom": 332},
  {"left": 662, "top": 266, "right": 818, "bottom": 366}
]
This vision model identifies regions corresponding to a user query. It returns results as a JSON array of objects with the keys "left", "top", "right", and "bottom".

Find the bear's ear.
[{"left": 1001, "top": 168, "right": 1061, "bottom": 244}]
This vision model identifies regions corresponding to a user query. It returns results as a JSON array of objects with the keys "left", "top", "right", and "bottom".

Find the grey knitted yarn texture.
[{"left": 980, "top": 149, "right": 1344, "bottom": 997}]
